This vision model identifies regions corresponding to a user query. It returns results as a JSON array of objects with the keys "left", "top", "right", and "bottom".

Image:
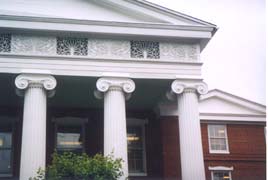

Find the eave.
[{"left": 0, "top": 15, "right": 215, "bottom": 50}]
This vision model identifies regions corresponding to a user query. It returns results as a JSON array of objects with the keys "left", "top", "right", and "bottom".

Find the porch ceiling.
[{"left": 0, "top": 73, "right": 171, "bottom": 109}]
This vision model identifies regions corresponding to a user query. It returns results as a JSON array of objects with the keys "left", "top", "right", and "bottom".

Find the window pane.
[
  {"left": 213, "top": 171, "right": 231, "bottom": 180},
  {"left": 215, "top": 126, "right": 226, "bottom": 138},
  {"left": 211, "top": 138, "right": 227, "bottom": 150},
  {"left": 0, "top": 149, "right": 12, "bottom": 174},
  {"left": 57, "top": 125, "right": 83, "bottom": 152},
  {"left": 0, "top": 123, "right": 13, "bottom": 175},
  {"left": 209, "top": 126, "right": 215, "bottom": 137},
  {"left": 209, "top": 125, "right": 226, "bottom": 138},
  {"left": 127, "top": 126, "right": 145, "bottom": 173},
  {"left": 0, "top": 133, "right": 12, "bottom": 148}
]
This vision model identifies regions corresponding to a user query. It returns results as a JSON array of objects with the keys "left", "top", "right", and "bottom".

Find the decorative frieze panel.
[
  {"left": 57, "top": 37, "right": 88, "bottom": 56},
  {"left": 0, "top": 34, "right": 200, "bottom": 62},
  {"left": 160, "top": 43, "right": 199, "bottom": 61},
  {"left": 130, "top": 41, "right": 160, "bottom": 59},
  {"left": 12, "top": 35, "right": 56, "bottom": 55},
  {"left": 88, "top": 39, "right": 130, "bottom": 59},
  {"left": 0, "top": 34, "right": 11, "bottom": 53}
]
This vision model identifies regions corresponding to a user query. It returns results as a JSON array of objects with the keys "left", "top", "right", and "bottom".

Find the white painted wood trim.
[
  {"left": 209, "top": 166, "right": 234, "bottom": 171},
  {"left": 0, "top": 55, "right": 202, "bottom": 79},
  {"left": 0, "top": 15, "right": 214, "bottom": 39},
  {"left": 207, "top": 125, "right": 230, "bottom": 154}
]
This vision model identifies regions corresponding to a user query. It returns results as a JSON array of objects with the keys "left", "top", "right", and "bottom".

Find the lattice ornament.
[
  {"left": 0, "top": 34, "right": 11, "bottom": 53},
  {"left": 130, "top": 41, "right": 160, "bottom": 59},
  {"left": 57, "top": 37, "right": 88, "bottom": 56}
]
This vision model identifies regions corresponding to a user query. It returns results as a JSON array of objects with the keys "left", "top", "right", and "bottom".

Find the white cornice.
[
  {"left": 200, "top": 113, "right": 266, "bottom": 122},
  {"left": 0, "top": 15, "right": 214, "bottom": 43},
  {"left": 0, "top": 15, "right": 214, "bottom": 30}
]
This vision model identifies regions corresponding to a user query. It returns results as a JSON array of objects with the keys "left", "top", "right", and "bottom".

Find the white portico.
[{"left": 0, "top": 0, "right": 217, "bottom": 180}]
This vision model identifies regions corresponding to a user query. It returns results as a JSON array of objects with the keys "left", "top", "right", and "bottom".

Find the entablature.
[{"left": 0, "top": 33, "right": 204, "bottom": 79}]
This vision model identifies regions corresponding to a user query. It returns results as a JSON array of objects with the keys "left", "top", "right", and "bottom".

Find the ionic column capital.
[
  {"left": 166, "top": 80, "right": 208, "bottom": 100},
  {"left": 94, "top": 77, "right": 135, "bottom": 99},
  {"left": 15, "top": 74, "right": 57, "bottom": 96}
]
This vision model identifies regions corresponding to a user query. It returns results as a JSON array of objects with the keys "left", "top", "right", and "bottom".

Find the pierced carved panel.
[
  {"left": 0, "top": 34, "right": 11, "bottom": 53},
  {"left": 88, "top": 39, "right": 130, "bottom": 59},
  {"left": 1, "top": 33, "right": 200, "bottom": 63},
  {"left": 130, "top": 41, "right": 160, "bottom": 59},
  {"left": 187, "top": 45, "right": 199, "bottom": 60},
  {"left": 160, "top": 43, "right": 199, "bottom": 61},
  {"left": 12, "top": 35, "right": 56, "bottom": 55},
  {"left": 57, "top": 37, "right": 88, "bottom": 56}
]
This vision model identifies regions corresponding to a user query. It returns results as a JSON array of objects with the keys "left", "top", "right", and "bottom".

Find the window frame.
[
  {"left": 211, "top": 171, "right": 232, "bottom": 180},
  {"left": 127, "top": 118, "right": 148, "bottom": 177},
  {"left": 209, "top": 166, "right": 234, "bottom": 180},
  {"left": 53, "top": 117, "right": 88, "bottom": 153},
  {"left": 0, "top": 117, "right": 16, "bottom": 178},
  {"left": 208, "top": 124, "right": 230, "bottom": 154}
]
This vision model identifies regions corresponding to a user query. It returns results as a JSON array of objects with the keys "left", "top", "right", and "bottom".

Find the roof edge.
[
  {"left": 200, "top": 89, "right": 266, "bottom": 113},
  {"left": 130, "top": 0, "right": 217, "bottom": 27}
]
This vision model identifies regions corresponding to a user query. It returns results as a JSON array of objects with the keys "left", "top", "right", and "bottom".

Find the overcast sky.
[{"left": 148, "top": 0, "right": 266, "bottom": 105}]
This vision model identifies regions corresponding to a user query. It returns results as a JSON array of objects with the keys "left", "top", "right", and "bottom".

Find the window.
[
  {"left": 54, "top": 117, "right": 87, "bottom": 153},
  {"left": 209, "top": 166, "right": 233, "bottom": 180},
  {"left": 56, "top": 125, "right": 84, "bottom": 153},
  {"left": 130, "top": 41, "right": 160, "bottom": 59},
  {"left": 127, "top": 118, "right": 147, "bottom": 176},
  {"left": 0, "top": 123, "right": 12, "bottom": 176},
  {"left": 212, "top": 171, "right": 232, "bottom": 180},
  {"left": 208, "top": 125, "right": 229, "bottom": 153}
]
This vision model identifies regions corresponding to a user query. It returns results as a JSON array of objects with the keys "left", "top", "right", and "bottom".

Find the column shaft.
[
  {"left": 104, "top": 87, "right": 128, "bottom": 179},
  {"left": 20, "top": 85, "right": 47, "bottom": 180},
  {"left": 96, "top": 77, "right": 135, "bottom": 180},
  {"left": 177, "top": 90, "right": 206, "bottom": 180}
]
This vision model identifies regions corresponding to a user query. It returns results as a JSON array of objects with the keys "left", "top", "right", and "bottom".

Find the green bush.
[{"left": 30, "top": 152, "right": 124, "bottom": 180}]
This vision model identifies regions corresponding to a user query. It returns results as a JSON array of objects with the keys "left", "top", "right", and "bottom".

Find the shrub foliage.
[{"left": 30, "top": 152, "right": 123, "bottom": 180}]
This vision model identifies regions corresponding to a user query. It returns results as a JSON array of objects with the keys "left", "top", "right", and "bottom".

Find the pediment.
[
  {"left": 199, "top": 89, "right": 266, "bottom": 116},
  {"left": 0, "top": 0, "right": 215, "bottom": 27}
]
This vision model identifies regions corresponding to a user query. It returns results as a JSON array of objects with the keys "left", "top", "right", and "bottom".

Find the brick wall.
[
  {"left": 201, "top": 123, "right": 266, "bottom": 180},
  {"left": 160, "top": 116, "right": 266, "bottom": 180},
  {"left": 160, "top": 116, "right": 181, "bottom": 180}
]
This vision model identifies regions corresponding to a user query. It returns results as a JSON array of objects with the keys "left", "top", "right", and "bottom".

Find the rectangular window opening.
[
  {"left": 0, "top": 123, "right": 13, "bottom": 176},
  {"left": 212, "top": 171, "right": 232, "bottom": 180},
  {"left": 127, "top": 125, "right": 147, "bottom": 176},
  {"left": 208, "top": 124, "right": 229, "bottom": 154}
]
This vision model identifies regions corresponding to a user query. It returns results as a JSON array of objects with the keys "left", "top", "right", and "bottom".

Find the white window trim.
[
  {"left": 127, "top": 118, "right": 148, "bottom": 177},
  {"left": 210, "top": 166, "right": 234, "bottom": 180},
  {"left": 208, "top": 124, "right": 230, "bottom": 154},
  {"left": 209, "top": 166, "right": 234, "bottom": 171}
]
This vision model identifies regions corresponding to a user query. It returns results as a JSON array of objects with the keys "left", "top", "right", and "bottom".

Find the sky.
[{"left": 148, "top": 0, "right": 266, "bottom": 105}]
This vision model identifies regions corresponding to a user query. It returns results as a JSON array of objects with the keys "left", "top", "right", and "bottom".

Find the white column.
[
  {"left": 15, "top": 74, "right": 57, "bottom": 180},
  {"left": 167, "top": 80, "right": 208, "bottom": 180},
  {"left": 95, "top": 77, "right": 135, "bottom": 180}
]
